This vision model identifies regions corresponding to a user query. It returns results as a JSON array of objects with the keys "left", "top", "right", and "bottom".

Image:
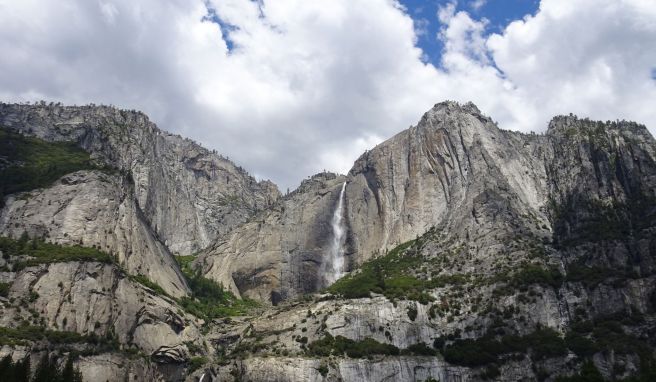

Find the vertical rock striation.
[
  {"left": 198, "top": 101, "right": 656, "bottom": 306},
  {"left": 0, "top": 103, "right": 280, "bottom": 256}
]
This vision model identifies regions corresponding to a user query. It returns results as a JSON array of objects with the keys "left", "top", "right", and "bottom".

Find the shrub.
[
  {"left": 0, "top": 282, "right": 10, "bottom": 297},
  {"left": 28, "top": 291, "right": 39, "bottom": 302},
  {"left": 480, "top": 365, "right": 501, "bottom": 380},
  {"left": 188, "top": 356, "right": 208, "bottom": 373},
  {"left": 129, "top": 275, "right": 167, "bottom": 296},
  {"left": 564, "top": 262, "right": 630, "bottom": 289},
  {"left": 0, "top": 325, "right": 90, "bottom": 346},
  {"left": 510, "top": 264, "right": 563, "bottom": 289},
  {"left": 555, "top": 360, "right": 603, "bottom": 382},
  {"left": 443, "top": 337, "right": 499, "bottom": 366},
  {"left": 317, "top": 364, "right": 329, "bottom": 377},
  {"left": 565, "top": 332, "right": 597, "bottom": 357},
  {"left": 406, "top": 342, "right": 437, "bottom": 356},
  {"left": 407, "top": 306, "right": 418, "bottom": 321}
]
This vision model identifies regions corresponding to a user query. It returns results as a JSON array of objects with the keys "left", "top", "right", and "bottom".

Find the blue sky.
[{"left": 399, "top": 0, "right": 540, "bottom": 65}]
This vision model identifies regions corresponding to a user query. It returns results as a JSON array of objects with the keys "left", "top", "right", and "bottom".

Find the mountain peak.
[
  {"left": 414, "top": 100, "right": 494, "bottom": 137},
  {"left": 429, "top": 100, "right": 482, "bottom": 115},
  {"left": 419, "top": 101, "right": 484, "bottom": 126},
  {"left": 546, "top": 113, "right": 654, "bottom": 145}
]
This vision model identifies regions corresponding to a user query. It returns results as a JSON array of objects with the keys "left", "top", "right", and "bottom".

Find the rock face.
[
  {"left": 0, "top": 260, "right": 208, "bottom": 379},
  {"left": 0, "top": 103, "right": 280, "bottom": 256},
  {"left": 0, "top": 170, "right": 189, "bottom": 297},
  {"left": 198, "top": 102, "right": 656, "bottom": 304},
  {"left": 0, "top": 102, "right": 277, "bottom": 380},
  {"left": 344, "top": 102, "right": 551, "bottom": 264},
  {"left": 2, "top": 101, "right": 656, "bottom": 382},
  {"left": 198, "top": 172, "right": 346, "bottom": 302},
  {"left": 218, "top": 356, "right": 471, "bottom": 382},
  {"left": 190, "top": 101, "right": 656, "bottom": 380}
]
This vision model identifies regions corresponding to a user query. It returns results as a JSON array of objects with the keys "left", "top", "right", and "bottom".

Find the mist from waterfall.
[{"left": 324, "top": 181, "right": 347, "bottom": 285}]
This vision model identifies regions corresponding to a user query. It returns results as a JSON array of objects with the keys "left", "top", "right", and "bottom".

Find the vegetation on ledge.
[
  {"left": 0, "top": 235, "right": 114, "bottom": 271},
  {"left": 0, "top": 127, "right": 106, "bottom": 207},
  {"left": 564, "top": 316, "right": 656, "bottom": 381},
  {"left": 0, "top": 282, "right": 10, "bottom": 297},
  {"left": 442, "top": 327, "right": 566, "bottom": 366},
  {"left": 176, "top": 255, "right": 259, "bottom": 320},
  {"left": 128, "top": 275, "right": 168, "bottom": 296},
  {"left": 307, "top": 334, "right": 400, "bottom": 358},
  {"left": 327, "top": 229, "right": 467, "bottom": 303},
  {"left": 0, "top": 326, "right": 83, "bottom": 346}
]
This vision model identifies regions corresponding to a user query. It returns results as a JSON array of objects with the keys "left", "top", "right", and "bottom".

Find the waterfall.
[{"left": 325, "top": 181, "right": 347, "bottom": 285}]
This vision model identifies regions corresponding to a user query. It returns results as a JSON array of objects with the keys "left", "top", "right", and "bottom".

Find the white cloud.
[
  {"left": 469, "top": 0, "right": 487, "bottom": 11},
  {"left": 438, "top": 2, "right": 490, "bottom": 65},
  {"left": 485, "top": 0, "right": 656, "bottom": 130},
  {"left": 0, "top": 0, "right": 654, "bottom": 190},
  {"left": 414, "top": 18, "right": 430, "bottom": 38}
]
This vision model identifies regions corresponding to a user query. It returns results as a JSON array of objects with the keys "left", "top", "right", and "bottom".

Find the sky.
[{"left": 0, "top": 0, "right": 654, "bottom": 191}]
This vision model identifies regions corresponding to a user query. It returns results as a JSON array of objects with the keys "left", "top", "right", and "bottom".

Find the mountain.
[
  {"left": 1, "top": 101, "right": 655, "bottom": 381},
  {"left": 0, "top": 103, "right": 280, "bottom": 297},
  {"left": 197, "top": 101, "right": 656, "bottom": 300}
]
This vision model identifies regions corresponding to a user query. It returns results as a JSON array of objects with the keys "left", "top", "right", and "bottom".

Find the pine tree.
[
  {"left": 14, "top": 356, "right": 30, "bottom": 382},
  {"left": 61, "top": 356, "right": 74, "bottom": 382},
  {"left": 0, "top": 355, "right": 15, "bottom": 381},
  {"left": 18, "top": 231, "right": 29, "bottom": 248},
  {"left": 60, "top": 355, "right": 83, "bottom": 382},
  {"left": 32, "top": 354, "right": 58, "bottom": 382}
]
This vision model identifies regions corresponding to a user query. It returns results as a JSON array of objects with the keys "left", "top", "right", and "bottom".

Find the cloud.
[
  {"left": 469, "top": 0, "right": 487, "bottom": 11},
  {"left": 414, "top": 18, "right": 430, "bottom": 38},
  {"left": 485, "top": 0, "right": 656, "bottom": 130},
  {"left": 0, "top": 0, "right": 654, "bottom": 190}
]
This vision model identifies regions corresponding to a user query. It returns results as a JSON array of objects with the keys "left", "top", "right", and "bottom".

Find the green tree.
[
  {"left": 14, "top": 356, "right": 30, "bottom": 382},
  {"left": 0, "top": 355, "right": 15, "bottom": 381},
  {"left": 32, "top": 354, "right": 58, "bottom": 382},
  {"left": 60, "top": 356, "right": 83, "bottom": 382}
]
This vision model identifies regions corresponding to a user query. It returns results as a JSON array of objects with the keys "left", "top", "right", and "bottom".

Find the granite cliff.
[{"left": 1, "top": 101, "right": 655, "bottom": 381}]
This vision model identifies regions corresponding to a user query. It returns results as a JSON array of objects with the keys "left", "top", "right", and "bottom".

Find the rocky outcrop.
[
  {"left": 0, "top": 261, "right": 205, "bottom": 359},
  {"left": 2, "top": 101, "right": 656, "bottom": 381},
  {"left": 197, "top": 102, "right": 656, "bottom": 306},
  {"left": 219, "top": 356, "right": 472, "bottom": 382},
  {"left": 0, "top": 103, "right": 280, "bottom": 256},
  {"left": 76, "top": 353, "right": 171, "bottom": 382},
  {"left": 344, "top": 102, "right": 551, "bottom": 264},
  {"left": 196, "top": 102, "right": 551, "bottom": 303},
  {"left": 0, "top": 170, "right": 188, "bottom": 297},
  {"left": 198, "top": 172, "right": 346, "bottom": 302}
]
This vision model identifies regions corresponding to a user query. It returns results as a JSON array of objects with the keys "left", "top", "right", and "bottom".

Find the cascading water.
[{"left": 324, "top": 181, "right": 347, "bottom": 285}]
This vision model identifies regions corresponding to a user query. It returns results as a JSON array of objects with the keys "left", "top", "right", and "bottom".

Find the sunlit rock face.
[
  {"left": 0, "top": 103, "right": 280, "bottom": 257},
  {"left": 197, "top": 172, "right": 346, "bottom": 303},
  {"left": 2, "top": 101, "right": 656, "bottom": 381},
  {"left": 0, "top": 170, "right": 189, "bottom": 298},
  {"left": 198, "top": 101, "right": 656, "bottom": 306},
  {"left": 192, "top": 102, "right": 656, "bottom": 382}
]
